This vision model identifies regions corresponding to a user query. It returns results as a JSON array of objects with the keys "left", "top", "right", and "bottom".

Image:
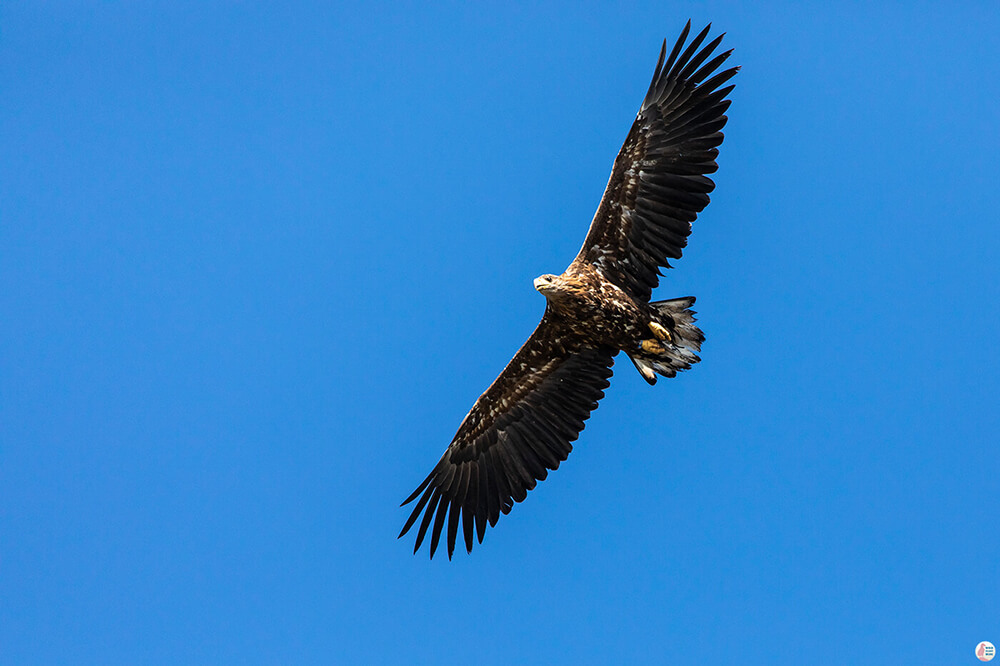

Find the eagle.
[{"left": 400, "top": 22, "right": 737, "bottom": 559}]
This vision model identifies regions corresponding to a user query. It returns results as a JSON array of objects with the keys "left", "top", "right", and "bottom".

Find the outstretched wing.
[
  {"left": 573, "top": 22, "right": 738, "bottom": 302},
  {"left": 399, "top": 312, "right": 614, "bottom": 559}
]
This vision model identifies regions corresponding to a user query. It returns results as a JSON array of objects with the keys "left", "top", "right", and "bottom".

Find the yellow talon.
[
  {"left": 649, "top": 322, "right": 673, "bottom": 343},
  {"left": 641, "top": 339, "right": 666, "bottom": 354}
]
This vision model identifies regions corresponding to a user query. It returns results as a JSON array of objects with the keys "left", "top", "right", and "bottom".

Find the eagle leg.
[
  {"left": 640, "top": 339, "right": 667, "bottom": 354},
  {"left": 649, "top": 322, "right": 673, "bottom": 343}
]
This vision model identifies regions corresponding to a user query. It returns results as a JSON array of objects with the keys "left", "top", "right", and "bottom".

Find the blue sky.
[{"left": 3, "top": 2, "right": 999, "bottom": 663}]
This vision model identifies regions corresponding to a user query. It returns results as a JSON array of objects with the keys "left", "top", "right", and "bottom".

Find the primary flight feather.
[{"left": 400, "top": 22, "right": 738, "bottom": 559}]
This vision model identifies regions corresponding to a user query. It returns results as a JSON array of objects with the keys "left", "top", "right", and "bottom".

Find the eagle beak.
[{"left": 533, "top": 276, "right": 546, "bottom": 292}]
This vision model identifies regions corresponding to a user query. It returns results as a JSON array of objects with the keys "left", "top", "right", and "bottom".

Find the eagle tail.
[{"left": 628, "top": 297, "right": 704, "bottom": 385}]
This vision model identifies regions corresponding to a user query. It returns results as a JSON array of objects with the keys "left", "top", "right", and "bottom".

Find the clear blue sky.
[{"left": 3, "top": 2, "right": 998, "bottom": 664}]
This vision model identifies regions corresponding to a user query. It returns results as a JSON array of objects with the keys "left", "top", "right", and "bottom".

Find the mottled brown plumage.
[{"left": 400, "top": 22, "right": 737, "bottom": 558}]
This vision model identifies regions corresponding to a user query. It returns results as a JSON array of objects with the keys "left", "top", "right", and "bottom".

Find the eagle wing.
[
  {"left": 399, "top": 311, "right": 614, "bottom": 559},
  {"left": 573, "top": 22, "right": 738, "bottom": 302}
]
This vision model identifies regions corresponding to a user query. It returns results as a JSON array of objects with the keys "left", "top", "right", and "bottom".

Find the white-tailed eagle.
[{"left": 400, "top": 22, "right": 737, "bottom": 558}]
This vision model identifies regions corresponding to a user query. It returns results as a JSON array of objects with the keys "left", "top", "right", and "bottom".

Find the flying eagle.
[{"left": 400, "top": 22, "right": 737, "bottom": 559}]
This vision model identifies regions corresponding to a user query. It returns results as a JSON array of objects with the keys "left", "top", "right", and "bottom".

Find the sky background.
[{"left": 3, "top": 2, "right": 999, "bottom": 664}]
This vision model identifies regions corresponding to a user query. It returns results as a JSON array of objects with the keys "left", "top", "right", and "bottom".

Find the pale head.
[{"left": 533, "top": 273, "right": 559, "bottom": 295}]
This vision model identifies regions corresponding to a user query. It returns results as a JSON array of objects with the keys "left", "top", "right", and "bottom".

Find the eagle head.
[{"left": 533, "top": 273, "right": 563, "bottom": 297}]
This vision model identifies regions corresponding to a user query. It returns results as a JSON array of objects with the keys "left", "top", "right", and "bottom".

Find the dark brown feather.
[
  {"left": 574, "top": 23, "right": 737, "bottom": 302},
  {"left": 399, "top": 313, "right": 613, "bottom": 558}
]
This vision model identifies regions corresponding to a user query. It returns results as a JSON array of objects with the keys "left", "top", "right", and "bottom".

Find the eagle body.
[
  {"left": 533, "top": 263, "right": 700, "bottom": 381},
  {"left": 536, "top": 263, "right": 650, "bottom": 348},
  {"left": 400, "top": 22, "right": 737, "bottom": 558}
]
